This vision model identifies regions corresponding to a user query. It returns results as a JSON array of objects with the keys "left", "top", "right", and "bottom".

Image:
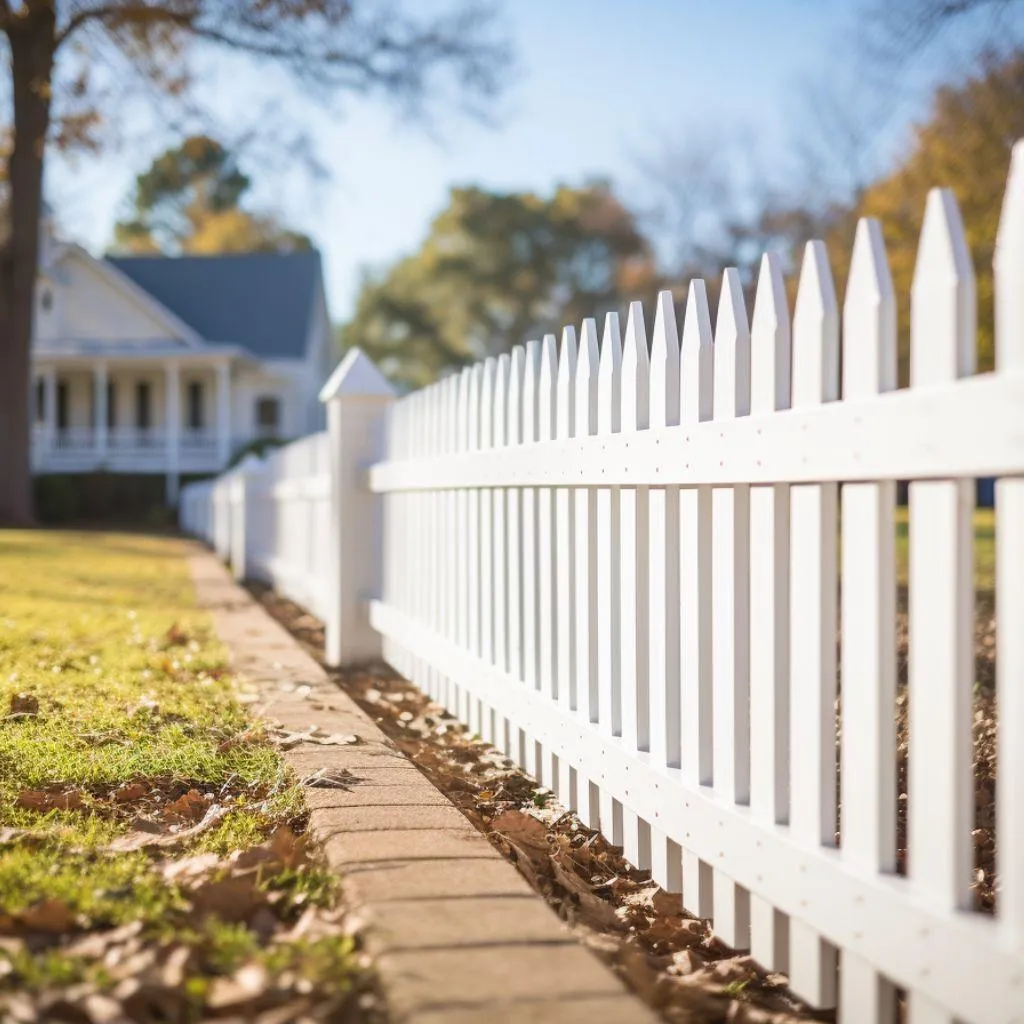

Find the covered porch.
[{"left": 31, "top": 349, "right": 246, "bottom": 501}]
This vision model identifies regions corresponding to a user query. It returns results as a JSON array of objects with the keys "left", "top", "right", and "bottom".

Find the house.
[{"left": 30, "top": 213, "right": 333, "bottom": 503}]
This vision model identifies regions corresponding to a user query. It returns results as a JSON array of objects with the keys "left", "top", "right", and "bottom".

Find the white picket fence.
[
  {"left": 178, "top": 434, "right": 331, "bottom": 618},
  {"left": 182, "top": 144, "right": 1024, "bottom": 1024}
]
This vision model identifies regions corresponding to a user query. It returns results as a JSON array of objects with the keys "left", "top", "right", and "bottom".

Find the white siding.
[{"left": 37, "top": 251, "right": 190, "bottom": 347}]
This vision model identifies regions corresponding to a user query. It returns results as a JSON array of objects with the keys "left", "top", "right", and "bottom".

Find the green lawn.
[{"left": 0, "top": 531, "right": 363, "bottom": 1016}]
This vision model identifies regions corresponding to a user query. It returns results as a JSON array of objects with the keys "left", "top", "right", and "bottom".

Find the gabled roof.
[
  {"left": 107, "top": 250, "right": 324, "bottom": 359},
  {"left": 64, "top": 244, "right": 205, "bottom": 348}
]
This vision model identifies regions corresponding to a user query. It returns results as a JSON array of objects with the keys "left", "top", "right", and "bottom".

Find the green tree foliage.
[
  {"left": 0, "top": 1, "right": 510, "bottom": 525},
  {"left": 114, "top": 135, "right": 310, "bottom": 255},
  {"left": 341, "top": 183, "right": 655, "bottom": 388}
]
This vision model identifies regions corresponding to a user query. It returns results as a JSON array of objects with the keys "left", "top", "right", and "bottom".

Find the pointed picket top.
[
  {"left": 750, "top": 252, "right": 792, "bottom": 415},
  {"left": 844, "top": 218, "right": 896, "bottom": 399},
  {"left": 650, "top": 290, "right": 681, "bottom": 429},
  {"left": 598, "top": 312, "right": 623, "bottom": 434},
  {"left": 446, "top": 373, "right": 460, "bottom": 453},
  {"left": 494, "top": 353, "right": 511, "bottom": 447},
  {"left": 681, "top": 279, "right": 714, "bottom": 426},
  {"left": 420, "top": 384, "right": 434, "bottom": 457},
  {"left": 792, "top": 240, "right": 840, "bottom": 408},
  {"left": 996, "top": 139, "right": 1024, "bottom": 370},
  {"left": 480, "top": 357, "right": 498, "bottom": 449},
  {"left": 538, "top": 332, "right": 559, "bottom": 442},
  {"left": 714, "top": 267, "right": 751, "bottom": 420},
  {"left": 522, "top": 339, "right": 542, "bottom": 443},
  {"left": 508, "top": 346, "right": 526, "bottom": 445},
  {"left": 469, "top": 361, "right": 486, "bottom": 450},
  {"left": 420, "top": 388, "right": 433, "bottom": 457},
  {"left": 457, "top": 366, "right": 473, "bottom": 452},
  {"left": 427, "top": 381, "right": 439, "bottom": 458},
  {"left": 622, "top": 300, "right": 651, "bottom": 432},
  {"left": 399, "top": 389, "right": 415, "bottom": 458},
  {"left": 556, "top": 326, "right": 578, "bottom": 440},
  {"left": 575, "top": 318, "right": 600, "bottom": 438},
  {"left": 319, "top": 347, "right": 396, "bottom": 402},
  {"left": 911, "top": 188, "right": 976, "bottom": 385}
]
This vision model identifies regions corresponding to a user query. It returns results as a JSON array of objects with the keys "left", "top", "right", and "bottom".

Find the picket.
[
  {"left": 620, "top": 301, "right": 652, "bottom": 869},
  {"left": 182, "top": 142, "right": 1024, "bottom": 1024},
  {"left": 574, "top": 319, "right": 601, "bottom": 829},
  {"left": 493, "top": 354, "right": 511, "bottom": 754},
  {"left": 506, "top": 347, "right": 526, "bottom": 763},
  {"left": 678, "top": 279, "right": 715, "bottom": 920},
  {"left": 748, "top": 252, "right": 791, "bottom": 974},
  {"left": 907, "top": 189, "right": 976, "bottom": 1024},
  {"left": 839, "top": 219, "right": 899, "bottom": 1023},
  {"left": 521, "top": 340, "right": 542, "bottom": 776},
  {"left": 788, "top": 240, "right": 840, "bottom": 1008},
  {"left": 648, "top": 290, "right": 682, "bottom": 892},
  {"left": 555, "top": 327, "right": 578, "bottom": 806},
  {"left": 995, "top": 141, "right": 1024, "bottom": 954},
  {"left": 710, "top": 269, "right": 752, "bottom": 949},
  {"left": 537, "top": 333, "right": 558, "bottom": 787},
  {"left": 596, "top": 313, "right": 623, "bottom": 842}
]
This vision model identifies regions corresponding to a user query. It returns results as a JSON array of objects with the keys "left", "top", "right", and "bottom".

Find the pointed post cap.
[{"left": 319, "top": 347, "right": 396, "bottom": 403}]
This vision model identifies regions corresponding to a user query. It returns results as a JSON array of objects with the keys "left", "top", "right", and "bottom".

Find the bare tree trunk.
[{"left": 0, "top": 5, "right": 55, "bottom": 526}]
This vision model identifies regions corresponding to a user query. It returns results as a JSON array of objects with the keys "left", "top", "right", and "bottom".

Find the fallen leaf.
[
  {"left": 300, "top": 768, "right": 361, "bottom": 789},
  {"left": 66, "top": 921, "right": 144, "bottom": 959},
  {"left": 107, "top": 805, "right": 227, "bottom": 852},
  {"left": 161, "top": 853, "right": 221, "bottom": 885},
  {"left": 162, "top": 789, "right": 210, "bottom": 823},
  {"left": 16, "top": 788, "right": 84, "bottom": 812},
  {"left": 113, "top": 782, "right": 148, "bottom": 803},
  {"left": 206, "top": 963, "right": 268, "bottom": 1009},
  {"left": 19, "top": 898, "right": 76, "bottom": 933},
  {"left": 165, "top": 623, "right": 190, "bottom": 646},
  {"left": 189, "top": 873, "right": 264, "bottom": 922},
  {"left": 550, "top": 853, "right": 626, "bottom": 931},
  {"left": 8, "top": 694, "right": 38, "bottom": 716},
  {"left": 118, "top": 981, "right": 187, "bottom": 1024}
]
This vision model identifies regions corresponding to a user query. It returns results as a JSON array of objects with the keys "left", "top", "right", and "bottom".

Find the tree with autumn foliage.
[
  {"left": 827, "top": 48, "right": 1024, "bottom": 384},
  {"left": 114, "top": 135, "right": 311, "bottom": 255},
  {"left": 340, "top": 183, "right": 655, "bottom": 389},
  {"left": 0, "top": 1, "right": 510, "bottom": 525}
]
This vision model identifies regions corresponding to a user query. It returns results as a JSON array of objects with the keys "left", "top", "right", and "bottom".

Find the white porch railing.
[
  {"left": 181, "top": 141, "right": 1024, "bottom": 1024},
  {"left": 34, "top": 427, "right": 230, "bottom": 470}
]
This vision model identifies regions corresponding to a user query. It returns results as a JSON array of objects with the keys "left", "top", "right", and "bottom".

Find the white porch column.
[
  {"left": 165, "top": 361, "right": 181, "bottom": 505},
  {"left": 43, "top": 365, "right": 56, "bottom": 453},
  {"left": 216, "top": 361, "right": 231, "bottom": 468},
  {"left": 94, "top": 362, "right": 108, "bottom": 460}
]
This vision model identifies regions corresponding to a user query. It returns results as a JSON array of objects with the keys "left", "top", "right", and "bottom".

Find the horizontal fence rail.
[
  {"left": 367, "top": 146, "right": 1024, "bottom": 1024},
  {"left": 182, "top": 144, "right": 1024, "bottom": 1024}
]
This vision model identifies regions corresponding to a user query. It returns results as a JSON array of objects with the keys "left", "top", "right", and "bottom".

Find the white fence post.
[{"left": 319, "top": 348, "right": 396, "bottom": 667}]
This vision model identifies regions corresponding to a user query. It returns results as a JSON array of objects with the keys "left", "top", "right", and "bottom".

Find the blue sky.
[{"left": 47, "top": 0, "right": 944, "bottom": 321}]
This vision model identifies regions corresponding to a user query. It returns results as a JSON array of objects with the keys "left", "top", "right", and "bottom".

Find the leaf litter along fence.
[{"left": 180, "top": 142, "right": 1024, "bottom": 1024}]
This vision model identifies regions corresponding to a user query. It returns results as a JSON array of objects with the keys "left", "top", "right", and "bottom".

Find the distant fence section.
[
  {"left": 182, "top": 144, "right": 1024, "bottom": 1024},
  {"left": 180, "top": 348, "right": 393, "bottom": 661}
]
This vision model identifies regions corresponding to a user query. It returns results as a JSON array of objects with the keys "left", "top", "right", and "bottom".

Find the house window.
[
  {"left": 34, "top": 379, "right": 45, "bottom": 424},
  {"left": 107, "top": 381, "right": 117, "bottom": 430},
  {"left": 255, "top": 396, "right": 280, "bottom": 439},
  {"left": 135, "top": 381, "right": 151, "bottom": 430},
  {"left": 187, "top": 381, "right": 204, "bottom": 430},
  {"left": 40, "top": 289, "right": 53, "bottom": 313}
]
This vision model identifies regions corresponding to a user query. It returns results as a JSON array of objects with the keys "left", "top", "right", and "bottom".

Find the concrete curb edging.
[{"left": 188, "top": 546, "right": 659, "bottom": 1024}]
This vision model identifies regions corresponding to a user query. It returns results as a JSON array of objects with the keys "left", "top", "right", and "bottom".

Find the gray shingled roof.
[{"left": 107, "top": 250, "right": 323, "bottom": 359}]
